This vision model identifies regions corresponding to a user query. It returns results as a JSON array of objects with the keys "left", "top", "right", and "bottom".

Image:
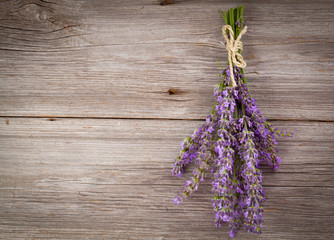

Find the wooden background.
[{"left": 0, "top": 0, "right": 333, "bottom": 239}]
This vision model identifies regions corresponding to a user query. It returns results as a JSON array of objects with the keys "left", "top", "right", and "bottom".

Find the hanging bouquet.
[{"left": 171, "top": 5, "right": 292, "bottom": 238}]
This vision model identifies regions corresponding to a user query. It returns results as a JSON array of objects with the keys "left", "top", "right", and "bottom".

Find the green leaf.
[
  {"left": 240, "top": 5, "right": 244, "bottom": 20},
  {"left": 229, "top": 8, "right": 235, "bottom": 35},
  {"left": 216, "top": 61, "right": 224, "bottom": 69}
]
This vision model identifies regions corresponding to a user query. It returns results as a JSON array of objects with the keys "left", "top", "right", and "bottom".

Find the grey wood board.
[
  {"left": 0, "top": 0, "right": 333, "bottom": 120},
  {"left": 0, "top": 117, "right": 333, "bottom": 188},
  {"left": 0, "top": 186, "right": 333, "bottom": 240},
  {"left": 0, "top": 117, "right": 333, "bottom": 239},
  {"left": 1, "top": 0, "right": 334, "bottom": 239}
]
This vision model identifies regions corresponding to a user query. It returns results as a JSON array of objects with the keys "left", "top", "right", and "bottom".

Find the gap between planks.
[{"left": 1, "top": 116, "right": 333, "bottom": 123}]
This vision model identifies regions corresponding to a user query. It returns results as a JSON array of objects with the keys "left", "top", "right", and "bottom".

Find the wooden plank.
[
  {"left": 0, "top": 0, "right": 333, "bottom": 120},
  {"left": 0, "top": 117, "right": 333, "bottom": 239},
  {"left": 0, "top": 185, "right": 333, "bottom": 240},
  {"left": 0, "top": 117, "right": 333, "bottom": 187}
]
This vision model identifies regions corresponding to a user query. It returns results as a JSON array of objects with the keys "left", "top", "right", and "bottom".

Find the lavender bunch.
[{"left": 171, "top": 5, "right": 292, "bottom": 238}]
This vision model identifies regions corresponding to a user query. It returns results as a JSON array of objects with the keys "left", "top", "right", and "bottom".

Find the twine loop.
[{"left": 222, "top": 25, "right": 247, "bottom": 87}]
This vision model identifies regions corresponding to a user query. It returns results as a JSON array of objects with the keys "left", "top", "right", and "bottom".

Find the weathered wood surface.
[
  {"left": 0, "top": 0, "right": 334, "bottom": 120},
  {"left": 0, "top": 0, "right": 334, "bottom": 239},
  {"left": 1, "top": 118, "right": 333, "bottom": 187},
  {"left": 0, "top": 118, "right": 333, "bottom": 239}
]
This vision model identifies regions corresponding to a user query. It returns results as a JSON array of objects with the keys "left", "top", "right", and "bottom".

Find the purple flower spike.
[
  {"left": 171, "top": 64, "right": 291, "bottom": 237},
  {"left": 171, "top": 7, "right": 292, "bottom": 237}
]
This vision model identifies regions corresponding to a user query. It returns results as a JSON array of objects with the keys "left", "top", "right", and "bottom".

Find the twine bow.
[{"left": 222, "top": 25, "right": 248, "bottom": 87}]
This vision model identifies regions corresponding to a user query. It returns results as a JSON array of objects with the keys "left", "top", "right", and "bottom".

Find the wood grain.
[
  {"left": 1, "top": 0, "right": 333, "bottom": 239},
  {"left": 0, "top": 186, "right": 333, "bottom": 240},
  {"left": 0, "top": 117, "right": 333, "bottom": 239},
  {"left": 0, "top": 117, "right": 333, "bottom": 187},
  {"left": 0, "top": 0, "right": 333, "bottom": 120}
]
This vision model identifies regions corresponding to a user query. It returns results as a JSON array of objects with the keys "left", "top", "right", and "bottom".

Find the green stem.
[
  {"left": 216, "top": 61, "right": 224, "bottom": 69},
  {"left": 211, "top": 101, "right": 217, "bottom": 115},
  {"left": 217, "top": 5, "right": 247, "bottom": 182},
  {"left": 242, "top": 103, "right": 248, "bottom": 131}
]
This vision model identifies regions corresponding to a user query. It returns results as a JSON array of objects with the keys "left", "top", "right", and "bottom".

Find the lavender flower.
[
  {"left": 171, "top": 6, "right": 292, "bottom": 237},
  {"left": 237, "top": 127, "right": 265, "bottom": 234},
  {"left": 171, "top": 64, "right": 291, "bottom": 237},
  {"left": 172, "top": 114, "right": 216, "bottom": 203}
]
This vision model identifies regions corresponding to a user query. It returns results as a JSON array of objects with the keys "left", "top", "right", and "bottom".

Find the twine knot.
[{"left": 222, "top": 25, "right": 247, "bottom": 87}]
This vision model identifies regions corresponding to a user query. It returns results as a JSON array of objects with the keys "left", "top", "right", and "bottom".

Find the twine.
[{"left": 222, "top": 25, "right": 247, "bottom": 87}]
